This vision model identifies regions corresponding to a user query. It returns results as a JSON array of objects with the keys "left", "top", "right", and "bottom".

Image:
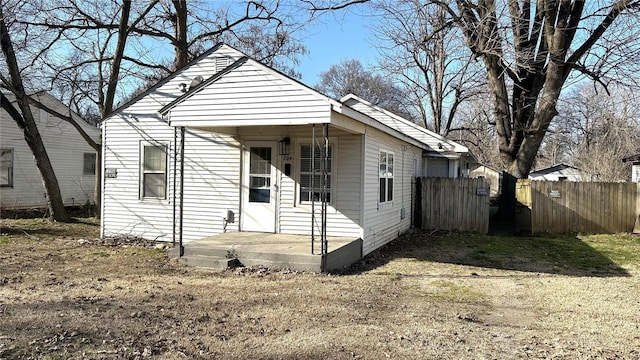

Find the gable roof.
[
  {"left": 113, "top": 42, "right": 469, "bottom": 155},
  {"left": 340, "top": 94, "right": 469, "bottom": 155},
  {"left": 2, "top": 91, "right": 100, "bottom": 143},
  {"left": 103, "top": 43, "right": 228, "bottom": 120},
  {"left": 622, "top": 153, "right": 640, "bottom": 163},
  {"left": 529, "top": 163, "right": 583, "bottom": 176}
]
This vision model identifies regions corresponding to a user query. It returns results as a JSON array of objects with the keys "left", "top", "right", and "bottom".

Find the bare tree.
[
  {"left": 372, "top": 0, "right": 484, "bottom": 135},
  {"left": 0, "top": 3, "right": 68, "bottom": 221},
  {"left": 556, "top": 83, "right": 640, "bottom": 181},
  {"left": 2, "top": 0, "right": 308, "bottom": 219},
  {"left": 434, "top": 0, "right": 640, "bottom": 178},
  {"left": 18, "top": 0, "right": 306, "bottom": 115},
  {"left": 453, "top": 93, "right": 503, "bottom": 169},
  {"left": 217, "top": 0, "right": 640, "bottom": 179},
  {"left": 315, "top": 58, "right": 413, "bottom": 118}
]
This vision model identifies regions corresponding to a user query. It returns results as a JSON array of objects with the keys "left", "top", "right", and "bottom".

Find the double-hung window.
[
  {"left": 379, "top": 150, "right": 394, "bottom": 203},
  {"left": 83, "top": 153, "right": 96, "bottom": 175},
  {"left": 141, "top": 144, "right": 167, "bottom": 199},
  {"left": 0, "top": 148, "right": 13, "bottom": 187},
  {"left": 299, "top": 144, "right": 332, "bottom": 203}
]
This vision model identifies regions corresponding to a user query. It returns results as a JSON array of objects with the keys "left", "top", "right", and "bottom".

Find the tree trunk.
[
  {"left": 172, "top": 0, "right": 188, "bottom": 68},
  {"left": 1, "top": 12, "right": 68, "bottom": 222},
  {"left": 0, "top": 94, "right": 69, "bottom": 221}
]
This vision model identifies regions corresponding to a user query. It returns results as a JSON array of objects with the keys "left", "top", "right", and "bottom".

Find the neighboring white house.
[
  {"left": 470, "top": 164, "right": 502, "bottom": 198},
  {"left": 99, "top": 43, "right": 470, "bottom": 258},
  {"left": 622, "top": 154, "right": 640, "bottom": 182},
  {"left": 528, "top": 163, "right": 589, "bottom": 182},
  {"left": 1, "top": 92, "right": 100, "bottom": 210}
]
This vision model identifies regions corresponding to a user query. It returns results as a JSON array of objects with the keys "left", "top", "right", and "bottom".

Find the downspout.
[
  {"left": 179, "top": 126, "right": 185, "bottom": 257},
  {"left": 99, "top": 120, "right": 107, "bottom": 239},
  {"left": 311, "top": 124, "right": 316, "bottom": 254},
  {"left": 321, "top": 123, "right": 329, "bottom": 271},
  {"left": 172, "top": 126, "right": 177, "bottom": 247}
]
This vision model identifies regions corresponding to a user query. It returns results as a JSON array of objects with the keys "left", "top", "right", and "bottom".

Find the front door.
[{"left": 242, "top": 142, "right": 277, "bottom": 232}]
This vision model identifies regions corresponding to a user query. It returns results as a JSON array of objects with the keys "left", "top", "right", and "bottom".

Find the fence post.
[{"left": 413, "top": 177, "right": 422, "bottom": 229}]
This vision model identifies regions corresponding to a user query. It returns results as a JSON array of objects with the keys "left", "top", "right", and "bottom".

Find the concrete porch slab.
[{"left": 172, "top": 232, "right": 362, "bottom": 273}]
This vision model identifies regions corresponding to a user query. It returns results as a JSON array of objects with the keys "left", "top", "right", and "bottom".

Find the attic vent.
[
  {"left": 214, "top": 56, "right": 232, "bottom": 72},
  {"left": 189, "top": 75, "right": 204, "bottom": 91}
]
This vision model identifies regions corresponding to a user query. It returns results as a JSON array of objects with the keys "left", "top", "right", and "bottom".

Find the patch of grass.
[
  {"left": 580, "top": 233, "right": 640, "bottom": 266},
  {"left": 0, "top": 217, "right": 99, "bottom": 241},
  {"left": 0, "top": 235, "right": 12, "bottom": 245},
  {"left": 469, "top": 235, "right": 621, "bottom": 274},
  {"left": 404, "top": 279, "right": 486, "bottom": 305},
  {"left": 427, "top": 280, "right": 486, "bottom": 302},
  {"left": 373, "top": 231, "right": 630, "bottom": 276}
]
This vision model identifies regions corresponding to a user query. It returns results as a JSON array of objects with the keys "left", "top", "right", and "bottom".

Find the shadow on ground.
[{"left": 345, "top": 230, "right": 630, "bottom": 277}]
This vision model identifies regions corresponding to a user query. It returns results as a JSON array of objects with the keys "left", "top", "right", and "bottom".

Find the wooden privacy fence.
[
  {"left": 516, "top": 180, "right": 640, "bottom": 234},
  {"left": 419, "top": 177, "right": 491, "bottom": 234}
]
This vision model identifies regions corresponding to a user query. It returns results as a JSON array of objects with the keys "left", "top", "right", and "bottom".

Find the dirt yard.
[{"left": 1, "top": 218, "right": 639, "bottom": 359}]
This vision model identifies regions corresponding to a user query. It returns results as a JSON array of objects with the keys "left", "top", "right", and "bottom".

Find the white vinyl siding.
[
  {"left": 362, "top": 128, "right": 421, "bottom": 255},
  {"left": 278, "top": 133, "right": 362, "bottom": 238},
  {"left": 168, "top": 61, "right": 331, "bottom": 127},
  {"left": 103, "top": 111, "right": 241, "bottom": 242},
  {"left": 141, "top": 144, "right": 168, "bottom": 199},
  {"left": 0, "top": 93, "right": 99, "bottom": 209},
  {"left": 180, "top": 131, "right": 241, "bottom": 241},
  {"left": 101, "top": 45, "right": 245, "bottom": 242},
  {"left": 0, "top": 148, "right": 13, "bottom": 187}
]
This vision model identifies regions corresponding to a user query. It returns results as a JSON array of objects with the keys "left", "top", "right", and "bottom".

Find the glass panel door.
[{"left": 248, "top": 147, "right": 272, "bottom": 203}]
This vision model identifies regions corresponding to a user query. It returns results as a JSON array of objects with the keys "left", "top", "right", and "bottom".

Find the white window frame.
[
  {"left": 379, "top": 149, "right": 394, "bottom": 204},
  {"left": 0, "top": 148, "right": 13, "bottom": 188},
  {"left": 140, "top": 142, "right": 168, "bottom": 200},
  {"left": 83, "top": 152, "right": 96, "bottom": 176},
  {"left": 298, "top": 143, "right": 334, "bottom": 205}
]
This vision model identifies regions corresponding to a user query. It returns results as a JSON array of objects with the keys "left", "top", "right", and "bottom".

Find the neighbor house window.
[
  {"left": 141, "top": 144, "right": 167, "bottom": 199},
  {"left": 379, "top": 150, "right": 394, "bottom": 203},
  {"left": 299, "top": 144, "right": 332, "bottom": 203},
  {"left": 83, "top": 153, "right": 96, "bottom": 175},
  {"left": 0, "top": 148, "right": 13, "bottom": 187}
]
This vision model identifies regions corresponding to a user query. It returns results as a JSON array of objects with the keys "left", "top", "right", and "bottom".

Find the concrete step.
[
  {"left": 179, "top": 251, "right": 322, "bottom": 272},
  {"left": 171, "top": 236, "right": 362, "bottom": 273},
  {"left": 178, "top": 255, "right": 242, "bottom": 270},
  {"left": 240, "top": 255, "right": 322, "bottom": 272},
  {"left": 183, "top": 246, "right": 234, "bottom": 259}
]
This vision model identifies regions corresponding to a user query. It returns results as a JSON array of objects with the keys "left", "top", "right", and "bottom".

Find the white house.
[
  {"left": 100, "top": 44, "right": 470, "bottom": 265},
  {"left": 1, "top": 92, "right": 100, "bottom": 210},
  {"left": 470, "top": 164, "right": 502, "bottom": 198},
  {"left": 528, "top": 163, "right": 589, "bottom": 182},
  {"left": 622, "top": 154, "right": 640, "bottom": 182}
]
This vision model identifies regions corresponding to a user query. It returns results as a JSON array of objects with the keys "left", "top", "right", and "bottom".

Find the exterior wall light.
[{"left": 279, "top": 137, "right": 290, "bottom": 156}]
